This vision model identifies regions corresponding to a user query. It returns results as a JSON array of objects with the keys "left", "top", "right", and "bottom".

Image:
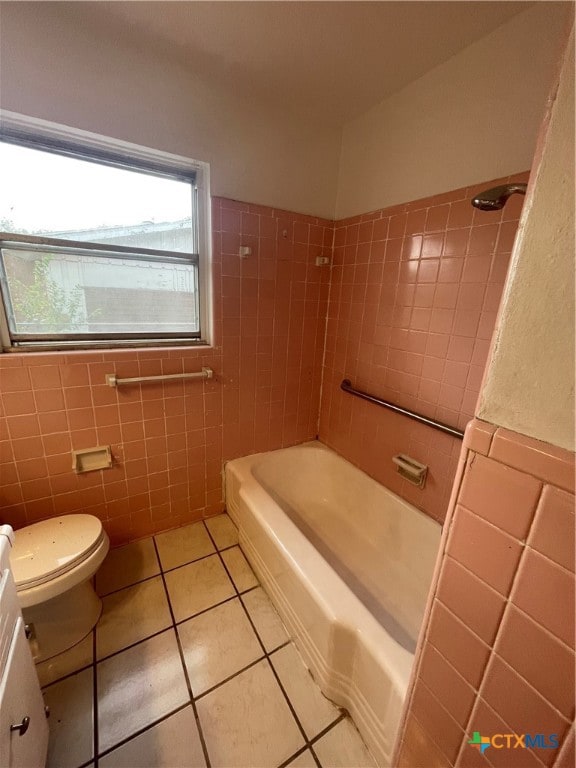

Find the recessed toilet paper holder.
[
  {"left": 72, "top": 445, "right": 112, "bottom": 473},
  {"left": 392, "top": 454, "right": 428, "bottom": 488}
]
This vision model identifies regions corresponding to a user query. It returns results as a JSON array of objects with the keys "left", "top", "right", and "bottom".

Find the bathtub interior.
[
  {"left": 252, "top": 442, "right": 441, "bottom": 651},
  {"left": 225, "top": 441, "right": 443, "bottom": 767}
]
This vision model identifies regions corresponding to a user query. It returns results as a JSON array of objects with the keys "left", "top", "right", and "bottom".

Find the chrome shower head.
[{"left": 471, "top": 183, "right": 527, "bottom": 211}]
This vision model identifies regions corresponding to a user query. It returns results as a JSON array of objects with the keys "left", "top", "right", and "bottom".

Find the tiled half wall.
[
  {"left": 0, "top": 198, "right": 332, "bottom": 543},
  {"left": 0, "top": 173, "right": 527, "bottom": 540},
  {"left": 319, "top": 172, "right": 529, "bottom": 522},
  {"left": 396, "top": 420, "right": 575, "bottom": 768}
]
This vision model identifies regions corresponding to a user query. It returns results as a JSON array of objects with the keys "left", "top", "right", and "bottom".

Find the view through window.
[{"left": 0, "top": 137, "right": 202, "bottom": 349}]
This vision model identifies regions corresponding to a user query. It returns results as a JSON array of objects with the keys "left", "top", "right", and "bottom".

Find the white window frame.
[{"left": 0, "top": 111, "right": 212, "bottom": 351}]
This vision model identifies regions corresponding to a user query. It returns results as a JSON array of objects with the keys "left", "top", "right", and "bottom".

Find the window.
[{"left": 0, "top": 115, "right": 211, "bottom": 351}]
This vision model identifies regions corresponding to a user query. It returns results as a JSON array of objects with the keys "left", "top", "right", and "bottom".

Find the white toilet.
[{"left": 9, "top": 514, "right": 110, "bottom": 663}]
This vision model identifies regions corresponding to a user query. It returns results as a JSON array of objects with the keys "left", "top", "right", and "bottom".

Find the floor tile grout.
[
  {"left": 92, "top": 629, "right": 99, "bottom": 768},
  {"left": 96, "top": 539, "right": 243, "bottom": 599},
  {"left": 152, "top": 535, "right": 213, "bottom": 768},
  {"left": 194, "top": 654, "right": 267, "bottom": 701},
  {"left": 96, "top": 571, "right": 161, "bottom": 599},
  {"left": 43, "top": 590, "right": 263, "bottom": 691},
  {"left": 41, "top": 660, "right": 94, "bottom": 691},
  {"left": 202, "top": 520, "right": 333, "bottom": 768},
  {"left": 46, "top": 516, "right": 358, "bottom": 768},
  {"left": 95, "top": 703, "right": 192, "bottom": 763}
]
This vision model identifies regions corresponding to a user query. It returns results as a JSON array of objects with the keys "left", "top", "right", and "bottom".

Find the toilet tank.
[{"left": 0, "top": 526, "right": 48, "bottom": 768}]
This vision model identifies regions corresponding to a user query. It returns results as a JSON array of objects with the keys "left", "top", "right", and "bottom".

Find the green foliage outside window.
[{"left": 9, "top": 256, "right": 86, "bottom": 334}]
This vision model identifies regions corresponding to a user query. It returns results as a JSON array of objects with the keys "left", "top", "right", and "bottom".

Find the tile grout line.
[
  {"left": 95, "top": 703, "right": 191, "bottom": 764},
  {"left": 48, "top": 518, "right": 348, "bottom": 768},
  {"left": 92, "top": 627, "right": 99, "bottom": 768},
  {"left": 202, "top": 522, "right": 316, "bottom": 760},
  {"left": 151, "top": 535, "right": 213, "bottom": 768},
  {"left": 277, "top": 711, "right": 348, "bottom": 768},
  {"left": 203, "top": 520, "right": 344, "bottom": 768},
  {"left": 97, "top": 535, "right": 243, "bottom": 599},
  {"left": 454, "top": 481, "right": 550, "bottom": 768},
  {"left": 41, "top": 661, "right": 95, "bottom": 692},
  {"left": 44, "top": 585, "right": 263, "bottom": 692}
]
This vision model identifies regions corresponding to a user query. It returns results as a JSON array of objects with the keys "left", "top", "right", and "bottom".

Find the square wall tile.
[
  {"left": 178, "top": 599, "right": 263, "bottom": 696},
  {"left": 97, "top": 629, "right": 189, "bottom": 753},
  {"left": 399, "top": 714, "right": 460, "bottom": 768},
  {"left": 463, "top": 419, "right": 496, "bottom": 456},
  {"left": 410, "top": 680, "right": 464, "bottom": 764},
  {"left": 447, "top": 505, "right": 523, "bottom": 596},
  {"left": 155, "top": 521, "right": 215, "bottom": 571},
  {"left": 495, "top": 604, "right": 574, "bottom": 718},
  {"left": 556, "top": 727, "right": 574, "bottom": 768},
  {"left": 99, "top": 706, "right": 206, "bottom": 768},
  {"left": 436, "top": 555, "right": 505, "bottom": 645},
  {"left": 490, "top": 428, "right": 574, "bottom": 493},
  {"left": 466, "top": 699, "right": 548, "bottom": 768},
  {"left": 481, "top": 656, "right": 570, "bottom": 763},
  {"left": 164, "top": 554, "right": 235, "bottom": 622},
  {"left": 511, "top": 548, "right": 575, "bottom": 649},
  {"left": 197, "top": 659, "right": 304, "bottom": 768},
  {"left": 459, "top": 454, "right": 541, "bottom": 539},
  {"left": 427, "top": 600, "right": 490, "bottom": 688},
  {"left": 528, "top": 485, "right": 575, "bottom": 572},
  {"left": 418, "top": 643, "right": 476, "bottom": 725}
]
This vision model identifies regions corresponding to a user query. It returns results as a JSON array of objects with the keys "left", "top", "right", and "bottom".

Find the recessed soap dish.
[
  {"left": 392, "top": 454, "right": 428, "bottom": 488},
  {"left": 72, "top": 446, "right": 112, "bottom": 473}
]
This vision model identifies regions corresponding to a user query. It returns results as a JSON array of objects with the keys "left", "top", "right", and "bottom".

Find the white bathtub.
[{"left": 225, "top": 441, "right": 441, "bottom": 767}]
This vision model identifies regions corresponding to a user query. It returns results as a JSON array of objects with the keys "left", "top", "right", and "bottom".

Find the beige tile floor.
[{"left": 38, "top": 514, "right": 377, "bottom": 768}]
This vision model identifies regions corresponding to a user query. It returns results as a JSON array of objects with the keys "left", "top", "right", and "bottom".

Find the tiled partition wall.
[
  {"left": 0, "top": 198, "right": 332, "bottom": 543},
  {"left": 396, "top": 419, "right": 575, "bottom": 768},
  {"left": 319, "top": 173, "right": 528, "bottom": 522}
]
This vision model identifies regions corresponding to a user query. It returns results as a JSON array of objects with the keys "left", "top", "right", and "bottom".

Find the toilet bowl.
[{"left": 9, "top": 514, "right": 110, "bottom": 663}]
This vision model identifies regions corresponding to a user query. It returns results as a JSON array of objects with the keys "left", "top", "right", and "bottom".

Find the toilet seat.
[{"left": 10, "top": 515, "right": 105, "bottom": 591}]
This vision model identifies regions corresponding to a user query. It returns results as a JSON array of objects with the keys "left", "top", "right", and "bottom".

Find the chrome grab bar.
[
  {"left": 106, "top": 367, "right": 213, "bottom": 387},
  {"left": 340, "top": 379, "right": 464, "bottom": 439}
]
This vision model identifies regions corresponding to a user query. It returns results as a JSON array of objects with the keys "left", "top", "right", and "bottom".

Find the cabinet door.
[{"left": 0, "top": 617, "right": 48, "bottom": 768}]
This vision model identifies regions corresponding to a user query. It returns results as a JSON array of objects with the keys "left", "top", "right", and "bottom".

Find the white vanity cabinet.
[{"left": 0, "top": 527, "right": 48, "bottom": 768}]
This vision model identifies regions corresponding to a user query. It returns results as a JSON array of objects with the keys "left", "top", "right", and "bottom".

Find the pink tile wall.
[
  {"left": 396, "top": 420, "right": 575, "bottom": 768},
  {"left": 319, "top": 172, "right": 529, "bottom": 523},
  {"left": 0, "top": 197, "right": 333, "bottom": 544}
]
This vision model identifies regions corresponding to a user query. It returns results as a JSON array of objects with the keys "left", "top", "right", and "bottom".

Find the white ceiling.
[{"left": 64, "top": 1, "right": 534, "bottom": 126}]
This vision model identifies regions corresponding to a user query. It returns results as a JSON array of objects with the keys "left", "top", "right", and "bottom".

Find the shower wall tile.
[
  {"left": 490, "top": 427, "right": 575, "bottom": 493},
  {"left": 319, "top": 172, "right": 528, "bottom": 523},
  {"left": 511, "top": 548, "right": 575, "bottom": 649},
  {"left": 494, "top": 605, "right": 574, "bottom": 719},
  {"left": 436, "top": 556, "right": 505, "bottom": 645},
  {"left": 418, "top": 643, "right": 477, "bottom": 725},
  {"left": 0, "top": 172, "right": 525, "bottom": 540},
  {"left": 528, "top": 486, "right": 575, "bottom": 572},
  {"left": 459, "top": 453, "right": 541, "bottom": 538},
  {"left": 410, "top": 679, "right": 465, "bottom": 763},
  {"left": 398, "top": 714, "right": 455, "bottom": 768},
  {"left": 463, "top": 700, "right": 547, "bottom": 768},
  {"left": 0, "top": 197, "right": 333, "bottom": 543},
  {"left": 481, "top": 656, "right": 569, "bottom": 761},
  {"left": 396, "top": 420, "right": 575, "bottom": 768}
]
